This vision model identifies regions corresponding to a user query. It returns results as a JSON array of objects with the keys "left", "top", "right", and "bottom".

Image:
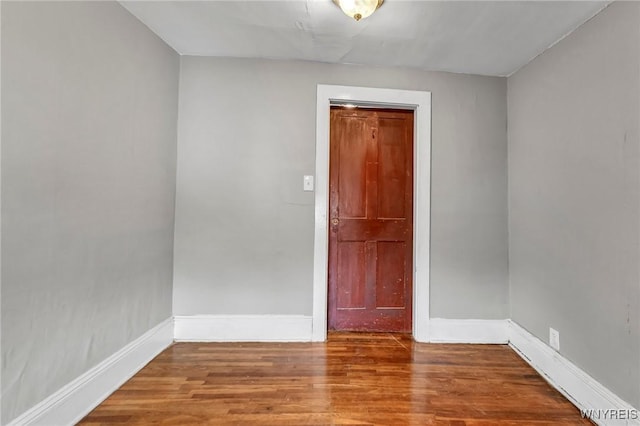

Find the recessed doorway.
[{"left": 313, "top": 85, "right": 432, "bottom": 342}]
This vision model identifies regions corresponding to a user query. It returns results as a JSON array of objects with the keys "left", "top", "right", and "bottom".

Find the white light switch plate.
[{"left": 303, "top": 175, "right": 314, "bottom": 191}]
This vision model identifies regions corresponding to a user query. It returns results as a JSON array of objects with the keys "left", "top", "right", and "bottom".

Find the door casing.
[{"left": 313, "top": 85, "right": 431, "bottom": 342}]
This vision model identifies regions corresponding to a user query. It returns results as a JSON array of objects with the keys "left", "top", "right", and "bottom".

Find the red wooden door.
[{"left": 328, "top": 107, "right": 414, "bottom": 332}]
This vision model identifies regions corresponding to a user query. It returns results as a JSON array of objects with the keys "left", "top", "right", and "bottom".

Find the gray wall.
[
  {"left": 1, "top": 2, "right": 179, "bottom": 423},
  {"left": 508, "top": 2, "right": 640, "bottom": 408},
  {"left": 174, "top": 57, "right": 509, "bottom": 319}
]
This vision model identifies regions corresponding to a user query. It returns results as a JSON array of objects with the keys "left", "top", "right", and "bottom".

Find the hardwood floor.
[{"left": 80, "top": 333, "right": 592, "bottom": 425}]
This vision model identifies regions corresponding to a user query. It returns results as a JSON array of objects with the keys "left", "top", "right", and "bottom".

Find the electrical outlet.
[{"left": 549, "top": 328, "right": 560, "bottom": 351}]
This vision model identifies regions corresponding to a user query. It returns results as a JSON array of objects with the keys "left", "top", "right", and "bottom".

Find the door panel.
[
  {"left": 328, "top": 107, "right": 414, "bottom": 333},
  {"left": 336, "top": 242, "right": 366, "bottom": 309},
  {"left": 378, "top": 118, "right": 408, "bottom": 219},
  {"left": 337, "top": 117, "right": 369, "bottom": 218},
  {"left": 376, "top": 242, "right": 407, "bottom": 309}
]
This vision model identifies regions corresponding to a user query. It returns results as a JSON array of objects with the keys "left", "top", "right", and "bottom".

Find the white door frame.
[{"left": 312, "top": 84, "right": 431, "bottom": 342}]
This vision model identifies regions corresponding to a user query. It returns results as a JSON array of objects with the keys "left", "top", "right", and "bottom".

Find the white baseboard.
[
  {"left": 7, "top": 318, "right": 174, "bottom": 426},
  {"left": 8, "top": 316, "right": 638, "bottom": 426},
  {"left": 174, "top": 315, "right": 313, "bottom": 342},
  {"left": 428, "top": 318, "right": 509, "bottom": 343},
  {"left": 508, "top": 320, "right": 640, "bottom": 426}
]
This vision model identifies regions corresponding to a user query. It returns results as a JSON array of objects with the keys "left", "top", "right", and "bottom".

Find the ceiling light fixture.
[{"left": 332, "top": 0, "right": 384, "bottom": 22}]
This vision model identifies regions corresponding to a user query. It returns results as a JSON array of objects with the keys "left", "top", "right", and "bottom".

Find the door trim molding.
[{"left": 313, "top": 85, "right": 431, "bottom": 342}]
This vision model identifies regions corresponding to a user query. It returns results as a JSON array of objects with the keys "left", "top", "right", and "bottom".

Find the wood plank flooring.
[{"left": 80, "top": 333, "right": 592, "bottom": 425}]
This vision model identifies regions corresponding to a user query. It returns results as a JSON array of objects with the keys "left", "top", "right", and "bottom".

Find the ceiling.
[{"left": 120, "top": 1, "right": 609, "bottom": 77}]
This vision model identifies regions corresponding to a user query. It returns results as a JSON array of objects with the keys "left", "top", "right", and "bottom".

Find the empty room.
[{"left": 1, "top": 0, "right": 639, "bottom": 424}]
